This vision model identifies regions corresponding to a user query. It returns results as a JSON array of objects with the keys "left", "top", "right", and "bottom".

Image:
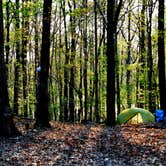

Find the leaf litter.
[{"left": 0, "top": 120, "right": 166, "bottom": 166}]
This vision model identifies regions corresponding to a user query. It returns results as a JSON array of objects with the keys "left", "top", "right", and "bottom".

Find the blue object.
[{"left": 155, "top": 110, "right": 164, "bottom": 122}]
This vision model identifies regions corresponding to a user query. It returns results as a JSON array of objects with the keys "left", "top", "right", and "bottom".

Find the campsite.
[{"left": 0, "top": 0, "right": 166, "bottom": 165}]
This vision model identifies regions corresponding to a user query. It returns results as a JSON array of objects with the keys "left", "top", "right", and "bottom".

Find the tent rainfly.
[{"left": 117, "top": 107, "right": 155, "bottom": 124}]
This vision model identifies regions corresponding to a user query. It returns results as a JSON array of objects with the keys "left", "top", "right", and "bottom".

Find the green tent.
[{"left": 117, "top": 107, "right": 155, "bottom": 124}]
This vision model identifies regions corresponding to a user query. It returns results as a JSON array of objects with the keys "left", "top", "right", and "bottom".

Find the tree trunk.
[
  {"left": 158, "top": 0, "right": 166, "bottom": 115},
  {"left": 83, "top": 0, "right": 88, "bottom": 122},
  {"left": 126, "top": 1, "right": 132, "bottom": 108},
  {"left": 106, "top": 0, "right": 123, "bottom": 126},
  {"left": 147, "top": 1, "right": 156, "bottom": 112},
  {"left": 57, "top": 7, "right": 63, "bottom": 121},
  {"left": 22, "top": 0, "right": 29, "bottom": 117},
  {"left": 13, "top": 0, "right": 21, "bottom": 115},
  {"left": 0, "top": 0, "right": 17, "bottom": 136},
  {"left": 69, "top": 0, "right": 76, "bottom": 122},
  {"left": 136, "top": 0, "right": 146, "bottom": 108},
  {"left": 61, "top": 1, "right": 69, "bottom": 122},
  {"left": 106, "top": 0, "right": 116, "bottom": 126},
  {"left": 94, "top": 0, "right": 100, "bottom": 123},
  {"left": 78, "top": 28, "right": 83, "bottom": 122},
  {"left": 35, "top": 0, "right": 52, "bottom": 127}
]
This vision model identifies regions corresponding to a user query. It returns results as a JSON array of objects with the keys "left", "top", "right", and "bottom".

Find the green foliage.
[{"left": 1, "top": 0, "right": 161, "bottom": 123}]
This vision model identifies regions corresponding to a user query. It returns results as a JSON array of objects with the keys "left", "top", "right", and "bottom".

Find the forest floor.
[{"left": 0, "top": 119, "right": 166, "bottom": 166}]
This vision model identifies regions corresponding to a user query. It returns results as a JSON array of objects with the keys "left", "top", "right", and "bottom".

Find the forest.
[{"left": 0, "top": 0, "right": 165, "bottom": 165}]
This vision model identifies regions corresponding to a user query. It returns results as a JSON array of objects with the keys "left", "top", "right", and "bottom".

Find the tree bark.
[
  {"left": 147, "top": 1, "right": 156, "bottom": 112},
  {"left": 158, "top": 0, "right": 166, "bottom": 115},
  {"left": 22, "top": 0, "right": 29, "bottom": 117},
  {"left": 126, "top": 0, "right": 132, "bottom": 108},
  {"left": 94, "top": 0, "right": 100, "bottom": 123},
  {"left": 13, "top": 0, "right": 21, "bottom": 115},
  {"left": 83, "top": 0, "right": 88, "bottom": 122},
  {"left": 106, "top": 0, "right": 123, "bottom": 126},
  {"left": 0, "top": 0, "right": 17, "bottom": 136},
  {"left": 136, "top": 0, "right": 146, "bottom": 108},
  {"left": 69, "top": 0, "right": 76, "bottom": 122},
  {"left": 61, "top": 1, "right": 69, "bottom": 122},
  {"left": 35, "top": 0, "right": 52, "bottom": 127}
]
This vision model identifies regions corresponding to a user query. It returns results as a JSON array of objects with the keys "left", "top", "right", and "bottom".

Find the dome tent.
[{"left": 117, "top": 107, "right": 155, "bottom": 124}]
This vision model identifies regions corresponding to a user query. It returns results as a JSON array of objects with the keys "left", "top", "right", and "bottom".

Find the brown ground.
[{"left": 0, "top": 120, "right": 166, "bottom": 166}]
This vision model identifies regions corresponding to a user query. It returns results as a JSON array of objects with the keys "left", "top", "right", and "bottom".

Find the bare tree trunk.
[
  {"left": 94, "top": 0, "right": 100, "bottom": 123},
  {"left": 35, "top": 0, "right": 52, "bottom": 127},
  {"left": 83, "top": 0, "right": 88, "bottom": 122},
  {"left": 126, "top": 0, "right": 132, "bottom": 108},
  {"left": 106, "top": 0, "right": 123, "bottom": 126},
  {"left": 136, "top": 0, "right": 146, "bottom": 108},
  {"left": 147, "top": 1, "right": 156, "bottom": 112},
  {"left": 158, "top": 0, "right": 166, "bottom": 115},
  {"left": 22, "top": 0, "right": 29, "bottom": 117},
  {"left": 13, "top": 0, "right": 21, "bottom": 115},
  {"left": 57, "top": 6, "right": 63, "bottom": 121},
  {"left": 78, "top": 26, "right": 83, "bottom": 121},
  {"left": 0, "top": 0, "right": 17, "bottom": 136},
  {"left": 69, "top": 0, "right": 76, "bottom": 122},
  {"left": 61, "top": 1, "right": 69, "bottom": 122}
]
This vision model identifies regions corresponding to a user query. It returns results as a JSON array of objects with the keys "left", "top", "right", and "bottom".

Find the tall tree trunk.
[
  {"left": 35, "top": 0, "right": 52, "bottom": 127},
  {"left": 69, "top": 0, "right": 76, "bottom": 122},
  {"left": 136, "top": 0, "right": 146, "bottom": 108},
  {"left": 61, "top": 0, "right": 69, "bottom": 122},
  {"left": 57, "top": 7, "right": 63, "bottom": 121},
  {"left": 126, "top": 0, "right": 132, "bottom": 108},
  {"left": 22, "top": 0, "right": 29, "bottom": 117},
  {"left": 89, "top": 34, "right": 95, "bottom": 121},
  {"left": 147, "top": 1, "right": 156, "bottom": 112},
  {"left": 107, "top": 0, "right": 116, "bottom": 126},
  {"left": 83, "top": 0, "right": 88, "bottom": 122},
  {"left": 106, "top": 0, "right": 123, "bottom": 126},
  {"left": 158, "top": 0, "right": 166, "bottom": 115},
  {"left": 0, "top": 0, "right": 17, "bottom": 136},
  {"left": 94, "top": 0, "right": 100, "bottom": 123},
  {"left": 13, "top": 0, "right": 21, "bottom": 115},
  {"left": 78, "top": 28, "right": 83, "bottom": 122}
]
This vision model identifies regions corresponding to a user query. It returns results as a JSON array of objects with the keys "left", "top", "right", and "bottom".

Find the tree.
[
  {"left": 83, "top": 0, "right": 88, "bottom": 122},
  {"left": 136, "top": 0, "right": 146, "bottom": 108},
  {"left": 158, "top": 0, "right": 166, "bottom": 115},
  {"left": 147, "top": 0, "right": 156, "bottom": 112},
  {"left": 13, "top": 0, "right": 21, "bottom": 115},
  {"left": 106, "top": 0, "right": 123, "bottom": 126},
  {"left": 68, "top": 0, "right": 76, "bottom": 122},
  {"left": 22, "top": 0, "right": 29, "bottom": 117},
  {"left": 94, "top": 0, "right": 100, "bottom": 123},
  {"left": 35, "top": 0, "right": 52, "bottom": 127},
  {"left": 0, "top": 0, "right": 17, "bottom": 136},
  {"left": 60, "top": 0, "right": 69, "bottom": 122},
  {"left": 126, "top": 0, "right": 132, "bottom": 108}
]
